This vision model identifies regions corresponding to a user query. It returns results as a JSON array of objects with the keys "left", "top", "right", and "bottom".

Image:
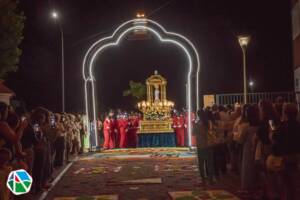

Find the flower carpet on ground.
[
  {"left": 45, "top": 148, "right": 250, "bottom": 200},
  {"left": 169, "top": 190, "right": 240, "bottom": 200},
  {"left": 54, "top": 195, "right": 118, "bottom": 200}
]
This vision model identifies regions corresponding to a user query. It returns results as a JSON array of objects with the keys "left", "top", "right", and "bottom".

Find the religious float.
[{"left": 137, "top": 71, "right": 176, "bottom": 147}]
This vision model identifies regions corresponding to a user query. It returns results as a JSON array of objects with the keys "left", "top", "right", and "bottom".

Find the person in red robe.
[
  {"left": 111, "top": 117, "right": 119, "bottom": 148},
  {"left": 118, "top": 114, "right": 128, "bottom": 148},
  {"left": 103, "top": 116, "right": 114, "bottom": 149},
  {"left": 173, "top": 112, "right": 186, "bottom": 147},
  {"left": 127, "top": 115, "right": 139, "bottom": 148},
  {"left": 107, "top": 111, "right": 119, "bottom": 149}
]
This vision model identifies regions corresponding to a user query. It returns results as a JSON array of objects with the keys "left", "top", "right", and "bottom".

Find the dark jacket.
[{"left": 272, "top": 120, "right": 300, "bottom": 156}]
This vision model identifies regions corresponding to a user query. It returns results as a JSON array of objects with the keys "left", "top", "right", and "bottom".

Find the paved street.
[{"left": 42, "top": 148, "right": 251, "bottom": 200}]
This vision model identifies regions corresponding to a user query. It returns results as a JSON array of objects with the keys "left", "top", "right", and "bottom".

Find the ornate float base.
[
  {"left": 138, "top": 120, "right": 175, "bottom": 147},
  {"left": 138, "top": 120, "right": 173, "bottom": 134}
]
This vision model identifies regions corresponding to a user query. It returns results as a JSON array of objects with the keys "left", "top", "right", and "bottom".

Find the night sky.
[{"left": 6, "top": 0, "right": 293, "bottom": 113}]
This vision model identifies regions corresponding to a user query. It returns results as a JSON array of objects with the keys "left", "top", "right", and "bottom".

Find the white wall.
[
  {"left": 292, "top": 1, "right": 300, "bottom": 39},
  {"left": 295, "top": 67, "right": 300, "bottom": 103},
  {"left": 0, "top": 94, "right": 12, "bottom": 105}
]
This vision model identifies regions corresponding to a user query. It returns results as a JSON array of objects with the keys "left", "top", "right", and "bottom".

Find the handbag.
[{"left": 266, "top": 154, "right": 284, "bottom": 172}]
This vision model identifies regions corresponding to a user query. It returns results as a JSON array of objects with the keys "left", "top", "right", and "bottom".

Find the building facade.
[
  {"left": 292, "top": 0, "right": 300, "bottom": 103},
  {"left": 0, "top": 80, "right": 14, "bottom": 105}
]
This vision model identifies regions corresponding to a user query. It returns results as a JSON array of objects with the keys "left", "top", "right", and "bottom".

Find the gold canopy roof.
[{"left": 146, "top": 70, "right": 167, "bottom": 103}]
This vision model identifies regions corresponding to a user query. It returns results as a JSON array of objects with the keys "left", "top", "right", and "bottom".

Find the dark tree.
[
  {"left": 0, "top": 0, "right": 25, "bottom": 78},
  {"left": 123, "top": 80, "right": 146, "bottom": 100}
]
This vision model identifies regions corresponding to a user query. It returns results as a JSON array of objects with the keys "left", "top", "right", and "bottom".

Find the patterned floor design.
[
  {"left": 45, "top": 148, "right": 250, "bottom": 200},
  {"left": 86, "top": 148, "right": 195, "bottom": 159},
  {"left": 169, "top": 190, "right": 240, "bottom": 200},
  {"left": 54, "top": 195, "right": 118, "bottom": 200}
]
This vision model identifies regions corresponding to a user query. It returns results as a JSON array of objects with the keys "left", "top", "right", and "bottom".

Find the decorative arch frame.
[{"left": 82, "top": 18, "right": 200, "bottom": 147}]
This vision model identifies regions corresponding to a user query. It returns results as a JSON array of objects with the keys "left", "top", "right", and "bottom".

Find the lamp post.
[
  {"left": 238, "top": 35, "right": 251, "bottom": 104},
  {"left": 51, "top": 11, "right": 65, "bottom": 112}
]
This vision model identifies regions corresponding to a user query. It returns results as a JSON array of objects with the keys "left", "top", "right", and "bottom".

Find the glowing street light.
[
  {"left": 51, "top": 10, "right": 65, "bottom": 112},
  {"left": 249, "top": 80, "right": 254, "bottom": 87},
  {"left": 238, "top": 35, "right": 251, "bottom": 104},
  {"left": 249, "top": 80, "right": 254, "bottom": 93},
  {"left": 51, "top": 11, "right": 58, "bottom": 19},
  {"left": 136, "top": 13, "right": 145, "bottom": 18}
]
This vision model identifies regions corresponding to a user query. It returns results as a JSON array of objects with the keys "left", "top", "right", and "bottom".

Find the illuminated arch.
[{"left": 82, "top": 18, "right": 200, "bottom": 147}]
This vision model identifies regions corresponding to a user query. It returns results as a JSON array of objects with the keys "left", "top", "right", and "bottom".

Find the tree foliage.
[
  {"left": 123, "top": 80, "right": 146, "bottom": 100},
  {"left": 0, "top": 0, "right": 25, "bottom": 78}
]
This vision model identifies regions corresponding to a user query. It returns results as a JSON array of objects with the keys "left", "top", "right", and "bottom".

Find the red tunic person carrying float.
[
  {"left": 103, "top": 117, "right": 114, "bottom": 149},
  {"left": 117, "top": 115, "right": 129, "bottom": 148},
  {"left": 173, "top": 113, "right": 186, "bottom": 147}
]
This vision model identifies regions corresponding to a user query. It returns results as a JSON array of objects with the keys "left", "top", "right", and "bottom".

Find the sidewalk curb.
[{"left": 38, "top": 157, "right": 78, "bottom": 200}]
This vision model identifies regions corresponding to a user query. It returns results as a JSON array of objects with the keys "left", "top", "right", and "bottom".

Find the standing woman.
[
  {"left": 41, "top": 110, "right": 56, "bottom": 187},
  {"left": 228, "top": 104, "right": 242, "bottom": 174},
  {"left": 53, "top": 113, "right": 65, "bottom": 167},
  {"left": 31, "top": 109, "right": 48, "bottom": 192},
  {"left": 256, "top": 100, "right": 277, "bottom": 199},
  {"left": 238, "top": 105, "right": 259, "bottom": 194},
  {"left": 194, "top": 109, "right": 215, "bottom": 184},
  {"left": 272, "top": 103, "right": 300, "bottom": 200}
]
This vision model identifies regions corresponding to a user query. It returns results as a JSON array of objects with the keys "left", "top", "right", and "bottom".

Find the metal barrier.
[{"left": 214, "top": 92, "right": 295, "bottom": 105}]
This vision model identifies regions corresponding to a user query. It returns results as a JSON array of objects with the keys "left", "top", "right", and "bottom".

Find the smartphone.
[
  {"left": 33, "top": 123, "right": 39, "bottom": 132},
  {"left": 50, "top": 114, "right": 56, "bottom": 128},
  {"left": 33, "top": 123, "right": 43, "bottom": 140},
  {"left": 21, "top": 116, "right": 26, "bottom": 122},
  {"left": 268, "top": 120, "right": 276, "bottom": 131}
]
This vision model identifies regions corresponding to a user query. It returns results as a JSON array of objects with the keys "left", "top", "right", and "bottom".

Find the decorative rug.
[
  {"left": 154, "top": 164, "right": 198, "bottom": 172},
  {"left": 106, "top": 177, "right": 162, "bottom": 186},
  {"left": 92, "top": 147, "right": 194, "bottom": 158},
  {"left": 102, "top": 147, "right": 189, "bottom": 153},
  {"left": 54, "top": 194, "right": 118, "bottom": 200},
  {"left": 169, "top": 190, "right": 240, "bottom": 200},
  {"left": 73, "top": 166, "right": 122, "bottom": 175}
]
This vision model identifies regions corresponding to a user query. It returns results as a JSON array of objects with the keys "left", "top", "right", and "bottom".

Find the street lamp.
[
  {"left": 51, "top": 11, "right": 58, "bottom": 19},
  {"left": 51, "top": 11, "right": 65, "bottom": 112},
  {"left": 238, "top": 35, "right": 251, "bottom": 104},
  {"left": 249, "top": 80, "right": 254, "bottom": 93}
]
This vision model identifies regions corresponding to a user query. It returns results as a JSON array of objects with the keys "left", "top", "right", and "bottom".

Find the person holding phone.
[
  {"left": 21, "top": 114, "right": 37, "bottom": 176},
  {"left": 194, "top": 109, "right": 215, "bottom": 185},
  {"left": 255, "top": 100, "right": 278, "bottom": 199},
  {"left": 30, "top": 108, "right": 49, "bottom": 193},
  {"left": 237, "top": 105, "right": 259, "bottom": 194},
  {"left": 53, "top": 113, "right": 66, "bottom": 167},
  {"left": 271, "top": 103, "right": 300, "bottom": 200},
  {"left": 0, "top": 102, "right": 27, "bottom": 159}
]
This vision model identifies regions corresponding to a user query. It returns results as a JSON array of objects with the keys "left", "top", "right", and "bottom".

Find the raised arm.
[{"left": 0, "top": 121, "right": 18, "bottom": 144}]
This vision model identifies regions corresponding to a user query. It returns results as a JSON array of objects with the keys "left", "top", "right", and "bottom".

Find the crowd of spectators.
[
  {"left": 194, "top": 97, "right": 300, "bottom": 200},
  {"left": 0, "top": 102, "right": 86, "bottom": 200},
  {"left": 1, "top": 97, "right": 300, "bottom": 200}
]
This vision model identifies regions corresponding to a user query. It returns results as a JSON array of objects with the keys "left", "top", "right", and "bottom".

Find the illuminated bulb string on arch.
[{"left": 82, "top": 18, "right": 200, "bottom": 147}]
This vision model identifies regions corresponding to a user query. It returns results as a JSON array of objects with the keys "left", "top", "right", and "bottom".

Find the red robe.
[
  {"left": 173, "top": 116, "right": 186, "bottom": 147},
  {"left": 118, "top": 119, "right": 128, "bottom": 148},
  {"left": 127, "top": 118, "right": 139, "bottom": 148},
  {"left": 111, "top": 119, "right": 119, "bottom": 148},
  {"left": 103, "top": 119, "right": 114, "bottom": 149}
]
